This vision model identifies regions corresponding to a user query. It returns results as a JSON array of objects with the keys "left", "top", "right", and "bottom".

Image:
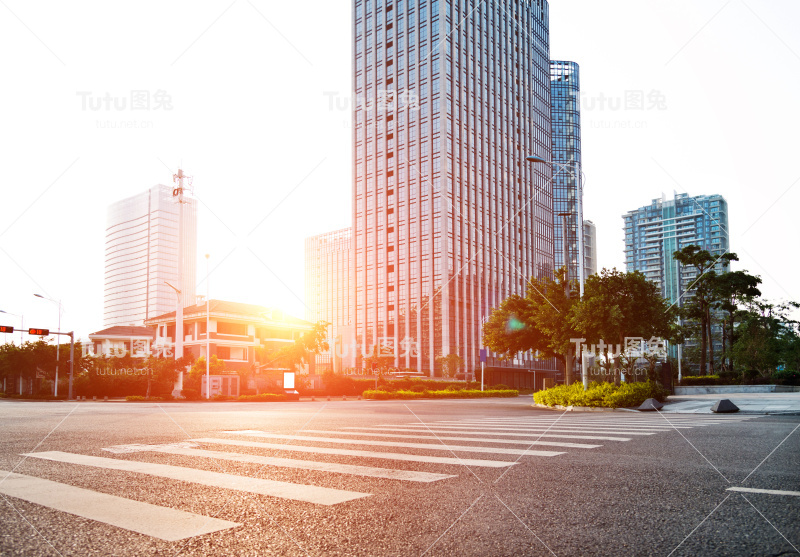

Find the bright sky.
[{"left": 1, "top": 0, "right": 798, "bottom": 343}]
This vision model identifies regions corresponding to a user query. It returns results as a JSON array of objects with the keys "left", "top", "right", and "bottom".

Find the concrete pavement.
[{"left": 664, "top": 392, "right": 800, "bottom": 414}]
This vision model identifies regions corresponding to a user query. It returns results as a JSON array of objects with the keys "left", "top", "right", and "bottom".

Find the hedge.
[
  {"left": 678, "top": 375, "right": 724, "bottom": 386},
  {"left": 534, "top": 381, "right": 669, "bottom": 409},
  {"left": 363, "top": 389, "right": 519, "bottom": 400},
  {"left": 237, "top": 393, "right": 288, "bottom": 402}
]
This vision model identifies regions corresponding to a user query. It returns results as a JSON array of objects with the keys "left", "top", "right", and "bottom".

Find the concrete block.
[
  {"left": 711, "top": 399, "right": 739, "bottom": 413},
  {"left": 637, "top": 398, "right": 664, "bottom": 411}
]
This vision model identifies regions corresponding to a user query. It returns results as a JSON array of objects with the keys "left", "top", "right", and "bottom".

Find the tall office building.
[
  {"left": 352, "top": 0, "right": 555, "bottom": 375},
  {"left": 550, "top": 60, "right": 584, "bottom": 288},
  {"left": 583, "top": 220, "right": 597, "bottom": 279},
  {"left": 623, "top": 193, "right": 730, "bottom": 306},
  {"left": 305, "top": 227, "right": 354, "bottom": 371},
  {"left": 104, "top": 184, "right": 197, "bottom": 327}
]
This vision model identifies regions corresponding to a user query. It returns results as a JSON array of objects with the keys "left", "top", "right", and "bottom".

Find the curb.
[{"left": 532, "top": 403, "right": 638, "bottom": 413}]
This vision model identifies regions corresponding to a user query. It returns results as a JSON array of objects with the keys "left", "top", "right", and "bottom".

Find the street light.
[
  {"left": 165, "top": 280, "right": 185, "bottom": 397},
  {"left": 34, "top": 294, "right": 62, "bottom": 396},
  {"left": 526, "top": 154, "right": 587, "bottom": 296},
  {"left": 0, "top": 310, "right": 23, "bottom": 345}
]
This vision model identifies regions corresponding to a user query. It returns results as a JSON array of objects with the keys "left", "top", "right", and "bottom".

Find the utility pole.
[
  {"left": 172, "top": 168, "right": 187, "bottom": 362},
  {"left": 205, "top": 253, "right": 210, "bottom": 400},
  {"left": 34, "top": 295, "right": 62, "bottom": 396},
  {"left": 557, "top": 212, "right": 573, "bottom": 385}
]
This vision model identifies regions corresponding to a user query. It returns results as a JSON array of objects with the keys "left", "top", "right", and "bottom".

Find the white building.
[
  {"left": 583, "top": 220, "right": 597, "bottom": 279},
  {"left": 88, "top": 326, "right": 155, "bottom": 358},
  {"left": 305, "top": 227, "right": 353, "bottom": 372},
  {"left": 104, "top": 184, "right": 197, "bottom": 327}
]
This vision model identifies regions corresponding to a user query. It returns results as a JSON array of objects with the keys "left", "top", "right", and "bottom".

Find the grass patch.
[
  {"left": 534, "top": 381, "right": 669, "bottom": 409},
  {"left": 363, "top": 389, "right": 519, "bottom": 400}
]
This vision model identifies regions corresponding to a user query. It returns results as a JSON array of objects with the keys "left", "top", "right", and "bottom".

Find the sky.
[{"left": 1, "top": 0, "right": 798, "bottom": 343}]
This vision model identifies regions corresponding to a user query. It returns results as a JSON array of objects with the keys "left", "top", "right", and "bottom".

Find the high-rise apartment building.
[
  {"left": 352, "top": 0, "right": 555, "bottom": 375},
  {"left": 550, "top": 60, "right": 584, "bottom": 289},
  {"left": 623, "top": 193, "right": 730, "bottom": 306},
  {"left": 583, "top": 220, "right": 597, "bottom": 279},
  {"left": 104, "top": 184, "right": 197, "bottom": 327},
  {"left": 305, "top": 227, "right": 353, "bottom": 371}
]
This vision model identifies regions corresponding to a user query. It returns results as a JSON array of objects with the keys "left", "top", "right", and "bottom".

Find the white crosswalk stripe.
[
  {"left": 301, "top": 429, "right": 604, "bottom": 448},
  {"left": 23, "top": 451, "right": 370, "bottom": 505},
  {"left": 103, "top": 443, "right": 456, "bottom": 483},
  {"left": 222, "top": 430, "right": 575, "bottom": 455},
  {"left": 0, "top": 470, "right": 240, "bottom": 541},
  {"left": 8, "top": 412, "right": 760, "bottom": 543},
  {"left": 369, "top": 424, "right": 661, "bottom": 435},
  {"left": 430, "top": 420, "right": 681, "bottom": 430},
  {"left": 194, "top": 437, "right": 523, "bottom": 467},
  {"left": 342, "top": 426, "right": 632, "bottom": 442}
]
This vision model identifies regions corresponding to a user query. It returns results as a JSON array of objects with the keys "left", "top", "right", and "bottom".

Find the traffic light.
[
  {"left": 0, "top": 325, "right": 13, "bottom": 333},
  {"left": 28, "top": 328, "right": 50, "bottom": 336}
]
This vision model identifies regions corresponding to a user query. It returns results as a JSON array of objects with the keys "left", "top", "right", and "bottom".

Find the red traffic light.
[
  {"left": 0, "top": 325, "right": 14, "bottom": 333},
  {"left": 28, "top": 328, "right": 50, "bottom": 336}
]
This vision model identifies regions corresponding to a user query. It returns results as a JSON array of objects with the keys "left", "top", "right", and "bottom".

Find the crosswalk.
[{"left": 3, "top": 412, "right": 760, "bottom": 543}]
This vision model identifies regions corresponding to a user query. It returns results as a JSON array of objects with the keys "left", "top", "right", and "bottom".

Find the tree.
[
  {"left": 732, "top": 301, "right": 800, "bottom": 379},
  {"left": 573, "top": 269, "right": 677, "bottom": 348},
  {"left": 363, "top": 343, "right": 395, "bottom": 375},
  {"left": 572, "top": 269, "right": 677, "bottom": 383},
  {"left": 185, "top": 355, "right": 224, "bottom": 394},
  {"left": 144, "top": 355, "right": 190, "bottom": 399},
  {"left": 484, "top": 268, "right": 679, "bottom": 386},
  {"left": 276, "top": 321, "right": 331, "bottom": 373},
  {"left": 436, "top": 353, "right": 464, "bottom": 378},
  {"left": 484, "top": 268, "right": 580, "bottom": 384},
  {"left": 673, "top": 245, "right": 738, "bottom": 375},
  {"left": 711, "top": 270, "right": 761, "bottom": 371}
]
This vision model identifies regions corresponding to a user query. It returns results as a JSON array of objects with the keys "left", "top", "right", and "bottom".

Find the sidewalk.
[{"left": 663, "top": 392, "right": 800, "bottom": 414}]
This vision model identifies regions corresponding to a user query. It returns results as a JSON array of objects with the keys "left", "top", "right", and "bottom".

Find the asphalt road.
[{"left": 0, "top": 397, "right": 798, "bottom": 556}]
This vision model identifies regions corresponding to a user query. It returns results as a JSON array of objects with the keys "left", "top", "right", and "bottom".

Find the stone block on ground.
[
  {"left": 711, "top": 399, "right": 739, "bottom": 413},
  {"left": 637, "top": 398, "right": 664, "bottom": 411}
]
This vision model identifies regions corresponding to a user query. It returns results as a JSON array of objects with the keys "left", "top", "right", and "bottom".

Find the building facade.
[
  {"left": 305, "top": 228, "right": 354, "bottom": 372},
  {"left": 144, "top": 300, "right": 312, "bottom": 373},
  {"left": 583, "top": 220, "right": 597, "bottom": 279},
  {"left": 550, "top": 60, "right": 584, "bottom": 289},
  {"left": 87, "top": 326, "right": 156, "bottom": 358},
  {"left": 623, "top": 193, "right": 730, "bottom": 306},
  {"left": 352, "top": 0, "right": 556, "bottom": 376},
  {"left": 104, "top": 184, "right": 197, "bottom": 327}
]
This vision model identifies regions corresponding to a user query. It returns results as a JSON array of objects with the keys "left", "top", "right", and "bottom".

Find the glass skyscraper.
[
  {"left": 623, "top": 193, "right": 730, "bottom": 306},
  {"left": 104, "top": 184, "right": 197, "bottom": 327},
  {"left": 305, "top": 227, "right": 354, "bottom": 372},
  {"left": 352, "top": 0, "right": 555, "bottom": 375},
  {"left": 550, "top": 60, "right": 583, "bottom": 289}
]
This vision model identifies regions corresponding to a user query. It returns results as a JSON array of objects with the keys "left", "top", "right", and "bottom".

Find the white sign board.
[{"left": 283, "top": 372, "right": 295, "bottom": 390}]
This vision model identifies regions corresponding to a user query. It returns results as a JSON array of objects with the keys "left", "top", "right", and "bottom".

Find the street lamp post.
[
  {"left": 526, "top": 154, "right": 587, "bottom": 296},
  {"left": 34, "top": 294, "right": 62, "bottom": 396},
  {"left": 205, "top": 253, "right": 210, "bottom": 400},
  {"left": 164, "top": 281, "right": 184, "bottom": 396}
]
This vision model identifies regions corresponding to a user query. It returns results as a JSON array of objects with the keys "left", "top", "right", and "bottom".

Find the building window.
[{"left": 217, "top": 322, "right": 247, "bottom": 336}]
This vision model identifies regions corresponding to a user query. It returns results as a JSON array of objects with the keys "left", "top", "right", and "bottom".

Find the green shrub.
[
  {"left": 237, "top": 393, "right": 288, "bottom": 402},
  {"left": 363, "top": 389, "right": 518, "bottom": 400},
  {"left": 492, "top": 384, "right": 511, "bottom": 391},
  {"left": 773, "top": 369, "right": 800, "bottom": 386},
  {"left": 679, "top": 375, "right": 722, "bottom": 386},
  {"left": 182, "top": 388, "right": 201, "bottom": 401},
  {"left": 534, "top": 381, "right": 668, "bottom": 409},
  {"left": 125, "top": 395, "right": 147, "bottom": 402}
]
